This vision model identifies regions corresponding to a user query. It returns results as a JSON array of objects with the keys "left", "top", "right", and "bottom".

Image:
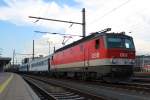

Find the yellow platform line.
[{"left": 0, "top": 74, "right": 14, "bottom": 94}]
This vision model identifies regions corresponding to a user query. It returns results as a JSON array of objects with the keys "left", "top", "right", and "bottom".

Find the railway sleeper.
[
  {"left": 59, "top": 97, "right": 85, "bottom": 100},
  {"left": 50, "top": 92, "right": 73, "bottom": 95},
  {"left": 51, "top": 93, "right": 75, "bottom": 96},
  {"left": 55, "top": 95, "right": 82, "bottom": 99}
]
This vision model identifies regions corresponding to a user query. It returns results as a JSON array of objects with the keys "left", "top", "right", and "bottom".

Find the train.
[{"left": 19, "top": 28, "right": 136, "bottom": 81}]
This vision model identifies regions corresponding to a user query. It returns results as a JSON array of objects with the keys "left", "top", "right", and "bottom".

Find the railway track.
[
  {"left": 24, "top": 77, "right": 56, "bottom": 100},
  {"left": 23, "top": 75, "right": 107, "bottom": 100},
  {"left": 116, "top": 81, "right": 150, "bottom": 93},
  {"left": 23, "top": 74, "right": 150, "bottom": 100},
  {"left": 88, "top": 80, "right": 150, "bottom": 94}
]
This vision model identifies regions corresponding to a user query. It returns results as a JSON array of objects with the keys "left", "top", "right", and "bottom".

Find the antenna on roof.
[
  {"left": 119, "top": 32, "right": 125, "bottom": 35},
  {"left": 98, "top": 28, "right": 111, "bottom": 33}
]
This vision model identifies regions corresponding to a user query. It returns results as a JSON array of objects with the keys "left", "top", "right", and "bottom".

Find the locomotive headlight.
[
  {"left": 112, "top": 58, "right": 117, "bottom": 64},
  {"left": 128, "top": 59, "right": 135, "bottom": 64},
  {"left": 124, "top": 59, "right": 128, "bottom": 64},
  {"left": 131, "top": 59, "right": 135, "bottom": 64}
]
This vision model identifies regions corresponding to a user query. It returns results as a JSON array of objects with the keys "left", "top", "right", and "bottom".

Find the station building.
[{"left": 0, "top": 57, "right": 11, "bottom": 72}]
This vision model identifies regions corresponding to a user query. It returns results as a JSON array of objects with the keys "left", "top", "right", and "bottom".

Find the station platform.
[{"left": 0, "top": 72, "right": 39, "bottom": 100}]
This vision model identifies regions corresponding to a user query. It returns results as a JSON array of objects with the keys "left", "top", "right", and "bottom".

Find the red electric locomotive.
[{"left": 51, "top": 28, "right": 135, "bottom": 80}]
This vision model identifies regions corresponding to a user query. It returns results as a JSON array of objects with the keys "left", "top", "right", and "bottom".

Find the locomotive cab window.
[
  {"left": 95, "top": 39, "right": 100, "bottom": 49},
  {"left": 107, "top": 36, "right": 135, "bottom": 49}
]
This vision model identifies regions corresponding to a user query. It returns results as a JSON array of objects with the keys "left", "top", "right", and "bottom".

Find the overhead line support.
[
  {"left": 29, "top": 8, "right": 86, "bottom": 37},
  {"left": 29, "top": 16, "right": 82, "bottom": 25}
]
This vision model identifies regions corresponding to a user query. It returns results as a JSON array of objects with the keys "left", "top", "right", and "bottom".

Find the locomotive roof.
[{"left": 55, "top": 32, "right": 131, "bottom": 53}]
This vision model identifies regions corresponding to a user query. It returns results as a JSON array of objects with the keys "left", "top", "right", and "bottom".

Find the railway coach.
[
  {"left": 50, "top": 28, "right": 136, "bottom": 80},
  {"left": 19, "top": 63, "right": 29, "bottom": 73},
  {"left": 30, "top": 56, "right": 50, "bottom": 72},
  {"left": 19, "top": 56, "right": 51, "bottom": 75}
]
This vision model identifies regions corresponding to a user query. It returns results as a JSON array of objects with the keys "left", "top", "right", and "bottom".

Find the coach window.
[{"left": 95, "top": 39, "right": 100, "bottom": 49}]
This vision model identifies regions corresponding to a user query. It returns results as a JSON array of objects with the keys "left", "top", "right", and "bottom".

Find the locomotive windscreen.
[{"left": 106, "top": 35, "right": 135, "bottom": 49}]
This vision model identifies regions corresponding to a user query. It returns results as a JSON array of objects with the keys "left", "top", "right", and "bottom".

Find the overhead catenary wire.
[
  {"left": 29, "top": 8, "right": 86, "bottom": 37},
  {"left": 33, "top": 1, "right": 51, "bottom": 23},
  {"left": 34, "top": 30, "right": 83, "bottom": 45},
  {"left": 15, "top": 53, "right": 33, "bottom": 55},
  {"left": 34, "top": 31, "right": 83, "bottom": 37},
  {"left": 32, "top": 2, "right": 51, "bottom": 40},
  {"left": 13, "top": 53, "right": 33, "bottom": 64},
  {"left": 89, "top": 0, "right": 132, "bottom": 25}
]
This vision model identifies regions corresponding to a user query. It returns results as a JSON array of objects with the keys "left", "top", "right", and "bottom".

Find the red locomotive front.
[{"left": 102, "top": 33, "right": 135, "bottom": 79}]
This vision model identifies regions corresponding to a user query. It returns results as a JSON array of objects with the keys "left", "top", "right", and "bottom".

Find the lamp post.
[{"left": 13, "top": 49, "right": 15, "bottom": 68}]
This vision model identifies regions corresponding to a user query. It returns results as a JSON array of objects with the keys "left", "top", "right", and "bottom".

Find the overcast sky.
[{"left": 0, "top": 0, "right": 150, "bottom": 63}]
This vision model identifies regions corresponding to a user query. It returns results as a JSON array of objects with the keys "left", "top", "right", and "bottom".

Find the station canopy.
[{"left": 0, "top": 57, "right": 11, "bottom": 72}]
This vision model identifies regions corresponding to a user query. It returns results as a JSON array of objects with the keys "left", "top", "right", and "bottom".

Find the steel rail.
[
  {"left": 23, "top": 75, "right": 108, "bottom": 100},
  {"left": 24, "top": 77, "right": 57, "bottom": 100}
]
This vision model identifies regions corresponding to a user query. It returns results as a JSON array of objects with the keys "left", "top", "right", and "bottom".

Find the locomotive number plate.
[
  {"left": 120, "top": 53, "right": 128, "bottom": 57},
  {"left": 91, "top": 52, "right": 99, "bottom": 59}
]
